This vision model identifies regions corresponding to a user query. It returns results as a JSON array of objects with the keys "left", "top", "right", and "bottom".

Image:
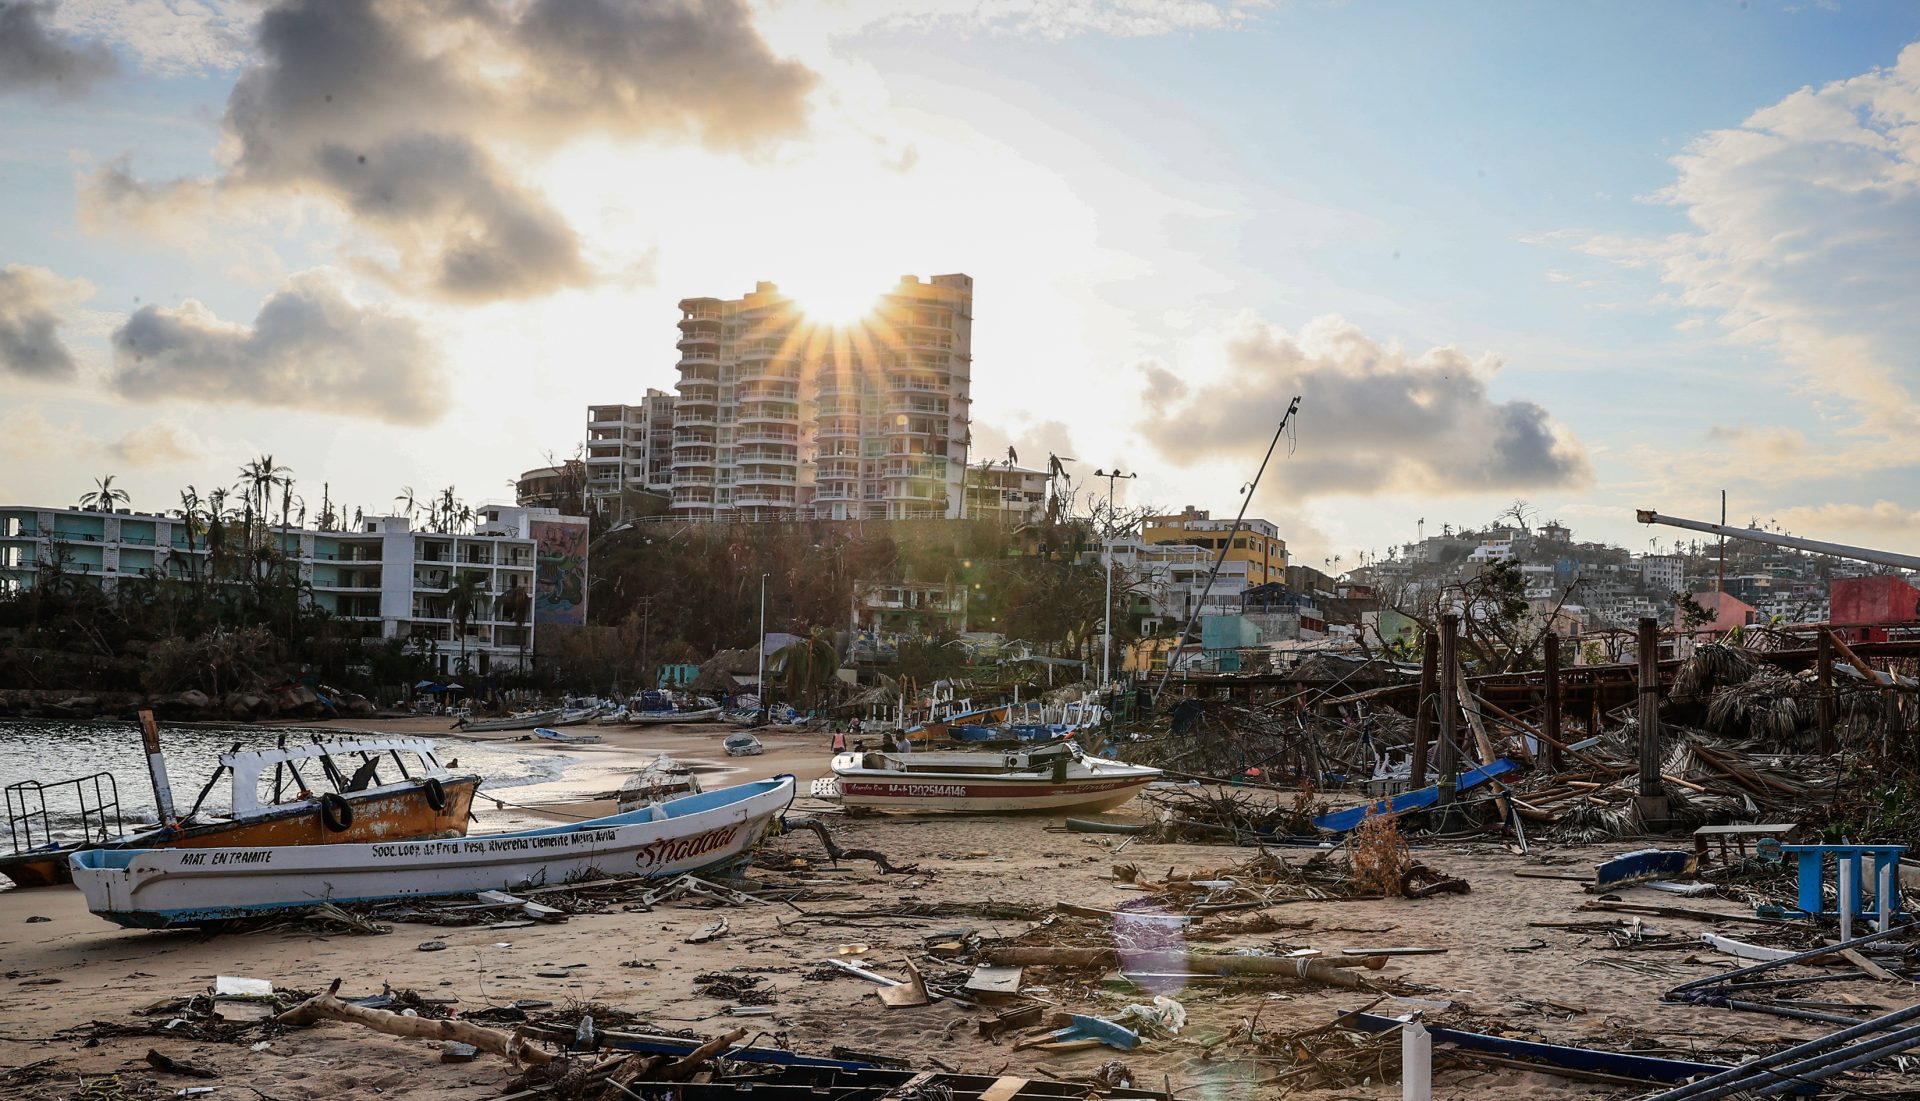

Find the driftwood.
[
  {"left": 274, "top": 979, "right": 554, "bottom": 1065},
  {"left": 982, "top": 946, "right": 1382, "bottom": 988}
]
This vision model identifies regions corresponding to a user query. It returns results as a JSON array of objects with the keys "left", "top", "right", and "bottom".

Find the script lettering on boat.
[
  {"left": 633, "top": 825, "right": 742, "bottom": 869},
  {"left": 178, "top": 850, "right": 273, "bottom": 865}
]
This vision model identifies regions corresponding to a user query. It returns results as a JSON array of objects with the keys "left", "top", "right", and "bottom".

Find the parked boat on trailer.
[{"left": 70, "top": 776, "right": 795, "bottom": 928}]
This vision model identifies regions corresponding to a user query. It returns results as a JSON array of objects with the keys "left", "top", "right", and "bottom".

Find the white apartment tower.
[
  {"left": 586, "top": 389, "right": 676, "bottom": 514},
  {"left": 670, "top": 275, "right": 974, "bottom": 522}
]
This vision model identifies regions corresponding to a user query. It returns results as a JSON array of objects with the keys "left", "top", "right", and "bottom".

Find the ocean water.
[{"left": 0, "top": 719, "right": 568, "bottom": 884}]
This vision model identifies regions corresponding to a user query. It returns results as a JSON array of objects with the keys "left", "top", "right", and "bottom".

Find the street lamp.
[{"left": 1093, "top": 468, "right": 1138, "bottom": 689}]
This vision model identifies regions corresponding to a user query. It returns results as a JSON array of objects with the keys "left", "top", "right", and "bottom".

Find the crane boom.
[{"left": 1636, "top": 509, "right": 1920, "bottom": 573}]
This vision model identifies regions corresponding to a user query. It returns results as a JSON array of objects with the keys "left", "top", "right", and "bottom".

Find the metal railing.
[{"left": 6, "top": 772, "right": 123, "bottom": 856}]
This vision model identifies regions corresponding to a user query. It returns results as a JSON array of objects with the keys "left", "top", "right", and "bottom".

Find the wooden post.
[
  {"left": 1411, "top": 630, "right": 1436, "bottom": 786},
  {"left": 138, "top": 709, "right": 176, "bottom": 824},
  {"left": 1543, "top": 632, "right": 1563, "bottom": 771},
  {"left": 1636, "top": 618, "right": 1664, "bottom": 806},
  {"left": 1436, "top": 614, "right": 1459, "bottom": 805},
  {"left": 1587, "top": 687, "right": 1601, "bottom": 740},
  {"left": 1816, "top": 629, "right": 1836, "bottom": 755}
]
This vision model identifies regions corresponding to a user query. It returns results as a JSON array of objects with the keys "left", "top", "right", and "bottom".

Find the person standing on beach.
[{"left": 831, "top": 728, "right": 847, "bottom": 754}]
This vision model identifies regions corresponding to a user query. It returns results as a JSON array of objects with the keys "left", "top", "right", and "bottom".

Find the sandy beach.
[{"left": 0, "top": 720, "right": 1877, "bottom": 1099}]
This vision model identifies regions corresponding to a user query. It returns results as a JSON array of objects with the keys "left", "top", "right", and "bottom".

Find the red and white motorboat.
[{"left": 818, "top": 742, "right": 1160, "bottom": 814}]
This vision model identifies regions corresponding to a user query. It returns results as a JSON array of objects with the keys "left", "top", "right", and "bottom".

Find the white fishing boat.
[
  {"left": 627, "top": 706, "right": 721, "bottom": 725},
  {"left": 70, "top": 777, "right": 795, "bottom": 929},
  {"left": 818, "top": 742, "right": 1159, "bottom": 814},
  {"left": 532, "top": 727, "right": 603, "bottom": 745},
  {"left": 452, "top": 708, "right": 563, "bottom": 733}
]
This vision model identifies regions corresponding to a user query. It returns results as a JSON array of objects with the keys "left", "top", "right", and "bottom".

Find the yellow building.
[{"left": 1141, "top": 506, "right": 1288, "bottom": 587}]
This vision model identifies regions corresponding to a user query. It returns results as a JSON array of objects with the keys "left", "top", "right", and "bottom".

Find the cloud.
[
  {"left": 48, "top": 0, "right": 252, "bottom": 75},
  {"left": 843, "top": 0, "right": 1270, "bottom": 39},
  {"left": 108, "top": 419, "right": 208, "bottom": 466},
  {"left": 110, "top": 269, "right": 444, "bottom": 425},
  {"left": 969, "top": 415, "right": 1081, "bottom": 471},
  {"left": 0, "top": 1, "right": 115, "bottom": 96},
  {"left": 0, "top": 263, "right": 92, "bottom": 378},
  {"left": 91, "top": 0, "right": 816, "bottom": 301},
  {"left": 1137, "top": 315, "right": 1592, "bottom": 498},
  {"left": 0, "top": 405, "right": 93, "bottom": 459},
  {"left": 1574, "top": 41, "right": 1920, "bottom": 434},
  {"left": 1772, "top": 501, "right": 1920, "bottom": 538}
]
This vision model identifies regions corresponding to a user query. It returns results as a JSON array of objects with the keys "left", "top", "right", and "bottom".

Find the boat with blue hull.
[{"left": 70, "top": 777, "right": 795, "bottom": 929}]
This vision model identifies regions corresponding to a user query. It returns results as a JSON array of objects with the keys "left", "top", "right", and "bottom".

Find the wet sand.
[{"left": 0, "top": 720, "right": 1856, "bottom": 1099}]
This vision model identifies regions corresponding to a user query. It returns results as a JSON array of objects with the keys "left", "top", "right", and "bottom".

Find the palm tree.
[
  {"left": 80, "top": 475, "right": 129, "bottom": 512},
  {"left": 176, "top": 486, "right": 206, "bottom": 584},
  {"left": 236, "top": 455, "right": 291, "bottom": 528},
  {"left": 395, "top": 486, "right": 419, "bottom": 525},
  {"left": 449, "top": 572, "right": 488, "bottom": 676}
]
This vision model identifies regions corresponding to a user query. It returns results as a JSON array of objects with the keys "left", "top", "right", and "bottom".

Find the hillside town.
[{"left": 7, "top": 6, "right": 1920, "bottom": 1100}]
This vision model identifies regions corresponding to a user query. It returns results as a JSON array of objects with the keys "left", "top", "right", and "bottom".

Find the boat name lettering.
[
  {"left": 368, "top": 829, "right": 619, "bottom": 860},
  {"left": 845, "top": 783, "right": 970, "bottom": 797},
  {"left": 176, "top": 850, "right": 272, "bottom": 866},
  {"left": 634, "top": 825, "right": 741, "bottom": 869}
]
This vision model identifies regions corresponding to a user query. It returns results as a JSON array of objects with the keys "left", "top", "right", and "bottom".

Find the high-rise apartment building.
[
  {"left": 670, "top": 274, "right": 974, "bottom": 522},
  {"left": 586, "top": 390, "right": 676, "bottom": 517}
]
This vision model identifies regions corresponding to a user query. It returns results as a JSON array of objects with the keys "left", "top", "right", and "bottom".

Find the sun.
[{"left": 784, "top": 274, "right": 881, "bottom": 328}]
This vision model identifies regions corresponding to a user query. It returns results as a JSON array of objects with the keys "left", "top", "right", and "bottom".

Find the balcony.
[
  {"left": 676, "top": 412, "right": 717, "bottom": 428},
  {"left": 672, "top": 450, "right": 717, "bottom": 467},
  {"left": 889, "top": 398, "right": 948, "bottom": 416},
  {"left": 816, "top": 417, "right": 860, "bottom": 439},
  {"left": 678, "top": 350, "right": 719, "bottom": 365},
  {"left": 736, "top": 427, "right": 799, "bottom": 446},
  {"left": 673, "top": 430, "right": 717, "bottom": 446},
  {"left": 676, "top": 332, "right": 719, "bottom": 350},
  {"left": 674, "top": 472, "right": 715, "bottom": 487},
  {"left": 734, "top": 492, "right": 799, "bottom": 509},
  {"left": 672, "top": 489, "right": 716, "bottom": 506},
  {"left": 736, "top": 449, "right": 798, "bottom": 465},
  {"left": 737, "top": 403, "right": 798, "bottom": 424}
]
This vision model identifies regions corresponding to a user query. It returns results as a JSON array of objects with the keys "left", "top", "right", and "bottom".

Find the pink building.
[{"left": 1830, "top": 576, "right": 1920, "bottom": 642}]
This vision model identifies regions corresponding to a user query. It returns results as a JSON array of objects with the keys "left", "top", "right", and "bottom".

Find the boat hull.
[
  {"left": 0, "top": 777, "right": 478, "bottom": 889},
  {"left": 832, "top": 773, "right": 1157, "bottom": 813},
  {"left": 625, "top": 707, "right": 721, "bottom": 725},
  {"left": 70, "top": 778, "right": 793, "bottom": 928}
]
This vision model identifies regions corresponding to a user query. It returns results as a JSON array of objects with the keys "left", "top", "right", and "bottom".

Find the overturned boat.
[
  {"left": 71, "top": 776, "right": 795, "bottom": 928},
  {"left": 1, "top": 721, "right": 479, "bottom": 888},
  {"left": 818, "top": 742, "right": 1159, "bottom": 814}
]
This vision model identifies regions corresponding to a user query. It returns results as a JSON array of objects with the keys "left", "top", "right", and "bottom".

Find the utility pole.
[
  {"left": 757, "top": 573, "right": 768, "bottom": 715},
  {"left": 637, "top": 596, "right": 654, "bottom": 688},
  {"left": 1094, "top": 467, "right": 1137, "bottom": 689}
]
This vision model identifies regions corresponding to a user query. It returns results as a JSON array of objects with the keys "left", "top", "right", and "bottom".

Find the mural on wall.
[{"left": 532, "top": 519, "right": 589, "bottom": 626}]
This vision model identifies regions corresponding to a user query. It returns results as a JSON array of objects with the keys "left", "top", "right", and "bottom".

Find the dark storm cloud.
[
  {"left": 1138, "top": 316, "right": 1591, "bottom": 497},
  {"left": 111, "top": 270, "right": 444, "bottom": 424},
  {"left": 0, "top": 1, "right": 115, "bottom": 97},
  {"left": 87, "top": 0, "right": 816, "bottom": 301},
  {"left": 0, "top": 264, "right": 83, "bottom": 378}
]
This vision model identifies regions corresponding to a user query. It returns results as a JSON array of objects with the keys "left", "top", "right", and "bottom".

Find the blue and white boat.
[{"left": 70, "top": 777, "right": 795, "bottom": 929}]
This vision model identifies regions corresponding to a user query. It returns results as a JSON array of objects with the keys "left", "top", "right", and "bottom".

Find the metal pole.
[
  {"left": 1543, "top": 631, "right": 1563, "bottom": 771},
  {"left": 1436, "top": 614, "right": 1459, "bottom": 805},
  {"left": 1647, "top": 987, "right": 1920, "bottom": 1101},
  {"left": 1152, "top": 396, "right": 1299, "bottom": 703},
  {"left": 757, "top": 572, "right": 768, "bottom": 713},
  {"left": 1401, "top": 1017, "right": 1431, "bottom": 1101},
  {"left": 1637, "top": 617, "right": 1663, "bottom": 803},
  {"left": 1411, "top": 630, "right": 1435, "bottom": 786},
  {"left": 1717, "top": 490, "right": 1726, "bottom": 595},
  {"left": 1103, "top": 476, "right": 1114, "bottom": 689}
]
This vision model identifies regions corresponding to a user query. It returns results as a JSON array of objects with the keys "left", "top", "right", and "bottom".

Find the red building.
[{"left": 1829, "top": 576, "right": 1920, "bottom": 642}]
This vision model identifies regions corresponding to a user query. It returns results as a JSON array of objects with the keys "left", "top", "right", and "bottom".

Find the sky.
[{"left": 4, "top": 0, "right": 1920, "bottom": 570}]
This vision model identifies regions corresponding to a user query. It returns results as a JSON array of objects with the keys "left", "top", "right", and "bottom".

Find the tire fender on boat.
[
  {"left": 422, "top": 777, "right": 448, "bottom": 812},
  {"left": 320, "top": 792, "right": 355, "bottom": 832}
]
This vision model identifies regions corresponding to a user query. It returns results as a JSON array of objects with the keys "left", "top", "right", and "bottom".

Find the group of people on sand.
[{"left": 829, "top": 717, "right": 913, "bottom": 756}]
